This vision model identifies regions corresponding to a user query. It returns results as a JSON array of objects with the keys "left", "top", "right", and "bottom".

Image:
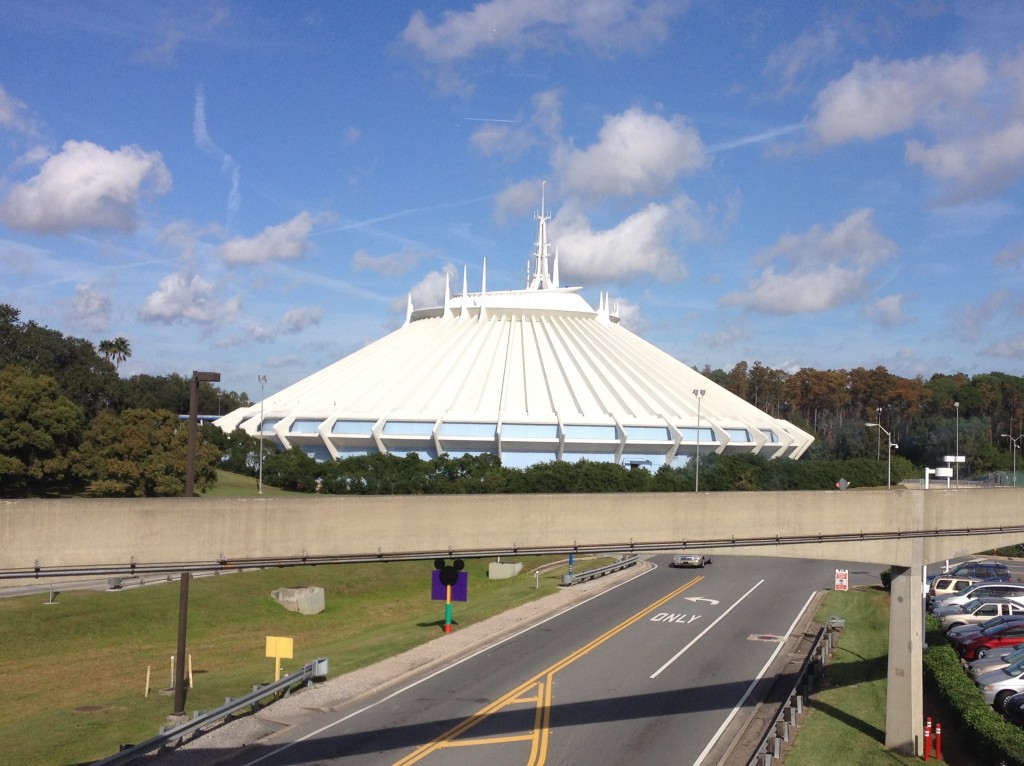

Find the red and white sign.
[{"left": 835, "top": 569, "right": 849, "bottom": 591}]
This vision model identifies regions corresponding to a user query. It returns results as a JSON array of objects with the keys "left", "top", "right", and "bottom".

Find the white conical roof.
[{"left": 216, "top": 198, "right": 813, "bottom": 468}]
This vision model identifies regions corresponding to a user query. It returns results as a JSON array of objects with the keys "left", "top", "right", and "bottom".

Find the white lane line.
[
  {"left": 239, "top": 564, "right": 657, "bottom": 766},
  {"left": 649, "top": 579, "right": 765, "bottom": 679},
  {"left": 691, "top": 590, "right": 819, "bottom": 766}
]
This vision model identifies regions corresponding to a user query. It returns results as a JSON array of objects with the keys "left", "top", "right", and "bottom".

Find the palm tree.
[
  {"left": 99, "top": 336, "right": 132, "bottom": 368},
  {"left": 98, "top": 339, "right": 115, "bottom": 363}
]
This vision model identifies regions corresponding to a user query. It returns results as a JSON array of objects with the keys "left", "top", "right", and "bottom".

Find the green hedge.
[{"left": 923, "top": 617, "right": 1024, "bottom": 765}]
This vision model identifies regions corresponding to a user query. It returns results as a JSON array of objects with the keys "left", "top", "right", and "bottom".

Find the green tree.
[
  {"left": 0, "top": 303, "right": 120, "bottom": 419},
  {"left": 261, "top": 446, "right": 320, "bottom": 492},
  {"left": 74, "top": 408, "right": 218, "bottom": 496},
  {"left": 0, "top": 366, "right": 86, "bottom": 496}
]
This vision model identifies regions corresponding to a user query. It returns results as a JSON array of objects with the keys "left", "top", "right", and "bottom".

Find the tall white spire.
[{"left": 528, "top": 182, "right": 553, "bottom": 291}]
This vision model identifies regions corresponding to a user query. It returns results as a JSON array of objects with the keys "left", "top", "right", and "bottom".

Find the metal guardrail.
[
  {"left": 560, "top": 555, "right": 639, "bottom": 586},
  {"left": 92, "top": 657, "right": 328, "bottom": 766},
  {"left": 745, "top": 623, "right": 840, "bottom": 765}
]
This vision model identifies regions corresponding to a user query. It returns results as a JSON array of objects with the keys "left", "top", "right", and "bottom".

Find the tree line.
[{"left": 1, "top": 303, "right": 1020, "bottom": 497}]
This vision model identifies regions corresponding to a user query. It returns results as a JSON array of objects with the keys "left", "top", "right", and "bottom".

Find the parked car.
[
  {"left": 967, "top": 643, "right": 1024, "bottom": 679},
  {"left": 942, "top": 560, "right": 1012, "bottom": 582},
  {"left": 977, "top": 658, "right": 1024, "bottom": 710},
  {"left": 928, "top": 575, "right": 980, "bottom": 606},
  {"left": 1002, "top": 692, "right": 1024, "bottom": 725},
  {"left": 955, "top": 622, "right": 1024, "bottom": 661},
  {"left": 939, "top": 598, "right": 1024, "bottom": 633},
  {"left": 670, "top": 553, "right": 711, "bottom": 568},
  {"left": 931, "top": 582, "right": 1024, "bottom": 612},
  {"left": 947, "top": 613, "right": 1024, "bottom": 642}
]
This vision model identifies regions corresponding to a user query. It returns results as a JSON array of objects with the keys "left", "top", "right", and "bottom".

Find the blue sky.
[{"left": 1, "top": 1, "right": 1023, "bottom": 401}]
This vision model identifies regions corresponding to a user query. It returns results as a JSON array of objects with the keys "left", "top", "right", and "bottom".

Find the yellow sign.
[
  {"left": 265, "top": 636, "right": 294, "bottom": 681},
  {"left": 265, "top": 636, "right": 294, "bottom": 659}
]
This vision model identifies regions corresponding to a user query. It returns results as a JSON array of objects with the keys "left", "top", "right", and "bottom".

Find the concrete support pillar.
[{"left": 885, "top": 565, "right": 924, "bottom": 754}]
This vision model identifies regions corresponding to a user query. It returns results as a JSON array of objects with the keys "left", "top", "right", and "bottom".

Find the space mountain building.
[{"left": 215, "top": 206, "right": 813, "bottom": 470}]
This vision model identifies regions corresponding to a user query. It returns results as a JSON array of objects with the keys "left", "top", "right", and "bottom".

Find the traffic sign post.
[
  {"left": 835, "top": 569, "right": 849, "bottom": 591},
  {"left": 432, "top": 559, "right": 467, "bottom": 634}
]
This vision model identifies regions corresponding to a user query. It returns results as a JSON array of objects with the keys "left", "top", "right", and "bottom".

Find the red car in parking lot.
[{"left": 955, "top": 621, "right": 1024, "bottom": 661}]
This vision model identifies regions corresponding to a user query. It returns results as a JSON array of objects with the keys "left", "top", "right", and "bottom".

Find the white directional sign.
[{"left": 684, "top": 596, "right": 720, "bottom": 605}]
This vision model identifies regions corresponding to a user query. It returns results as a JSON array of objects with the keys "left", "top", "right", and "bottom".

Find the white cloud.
[
  {"left": 764, "top": 22, "right": 840, "bottom": 94},
  {"left": 0, "top": 140, "right": 171, "bottom": 234},
  {"left": 218, "top": 212, "right": 317, "bottom": 265},
  {"left": 469, "top": 89, "right": 563, "bottom": 159},
  {"left": 722, "top": 209, "right": 898, "bottom": 315},
  {"left": 494, "top": 178, "right": 546, "bottom": 223},
  {"left": 995, "top": 242, "right": 1024, "bottom": 268},
  {"left": 194, "top": 86, "right": 241, "bottom": 215},
  {"left": 552, "top": 198, "right": 688, "bottom": 283},
  {"left": 278, "top": 306, "right": 323, "bottom": 335},
  {"left": 983, "top": 337, "right": 1024, "bottom": 359},
  {"left": 401, "top": 0, "right": 680, "bottom": 64},
  {"left": 398, "top": 263, "right": 459, "bottom": 313},
  {"left": 611, "top": 296, "right": 644, "bottom": 332},
  {"left": 353, "top": 248, "right": 426, "bottom": 277},
  {"left": 67, "top": 284, "right": 112, "bottom": 333},
  {"left": 556, "top": 107, "right": 708, "bottom": 198},
  {"left": 0, "top": 85, "right": 33, "bottom": 134},
  {"left": 140, "top": 269, "right": 241, "bottom": 324},
  {"left": 808, "top": 50, "right": 1024, "bottom": 198},
  {"left": 905, "top": 122, "right": 1024, "bottom": 198},
  {"left": 864, "top": 293, "right": 906, "bottom": 327},
  {"left": 810, "top": 52, "right": 989, "bottom": 144}
]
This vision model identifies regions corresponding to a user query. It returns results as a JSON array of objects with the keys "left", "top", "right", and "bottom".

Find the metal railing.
[
  {"left": 745, "top": 623, "right": 840, "bottom": 765},
  {"left": 560, "top": 555, "right": 639, "bottom": 586},
  {"left": 92, "top": 657, "right": 328, "bottom": 766}
]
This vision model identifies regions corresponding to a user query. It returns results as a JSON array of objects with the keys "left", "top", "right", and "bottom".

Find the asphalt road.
[{"left": 191, "top": 555, "right": 882, "bottom": 766}]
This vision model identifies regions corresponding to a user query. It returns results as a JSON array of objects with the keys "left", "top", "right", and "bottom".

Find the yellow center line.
[{"left": 392, "top": 576, "right": 704, "bottom": 766}]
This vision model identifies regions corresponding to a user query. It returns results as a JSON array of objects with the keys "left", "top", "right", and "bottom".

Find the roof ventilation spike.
[
  {"left": 442, "top": 272, "right": 452, "bottom": 320},
  {"left": 479, "top": 258, "right": 488, "bottom": 322}
]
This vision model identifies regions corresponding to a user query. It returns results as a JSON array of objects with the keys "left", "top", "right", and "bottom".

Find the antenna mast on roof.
[{"left": 529, "top": 182, "right": 553, "bottom": 291}]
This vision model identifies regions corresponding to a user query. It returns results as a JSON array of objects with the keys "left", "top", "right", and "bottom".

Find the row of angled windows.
[
  {"left": 279, "top": 444, "right": 693, "bottom": 470},
  {"left": 260, "top": 418, "right": 777, "bottom": 445}
]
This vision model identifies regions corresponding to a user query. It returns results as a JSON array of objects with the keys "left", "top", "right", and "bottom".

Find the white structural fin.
[
  {"left": 404, "top": 293, "right": 413, "bottom": 327},
  {"left": 442, "top": 272, "right": 452, "bottom": 319},
  {"left": 552, "top": 246, "right": 560, "bottom": 289},
  {"left": 480, "top": 257, "right": 488, "bottom": 321},
  {"left": 459, "top": 266, "right": 469, "bottom": 323}
]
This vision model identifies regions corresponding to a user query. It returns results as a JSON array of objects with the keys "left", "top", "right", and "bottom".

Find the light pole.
[
  {"left": 258, "top": 374, "right": 267, "bottom": 495},
  {"left": 866, "top": 422, "right": 898, "bottom": 489},
  {"left": 693, "top": 389, "right": 705, "bottom": 492},
  {"left": 1003, "top": 432, "right": 1021, "bottom": 487},
  {"left": 954, "top": 401, "right": 960, "bottom": 488},
  {"left": 876, "top": 407, "right": 882, "bottom": 461}
]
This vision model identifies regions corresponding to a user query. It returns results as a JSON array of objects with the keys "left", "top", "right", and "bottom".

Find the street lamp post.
[
  {"left": 693, "top": 389, "right": 705, "bottom": 492},
  {"left": 866, "top": 422, "right": 898, "bottom": 489},
  {"left": 258, "top": 374, "right": 267, "bottom": 495},
  {"left": 876, "top": 406, "right": 882, "bottom": 461},
  {"left": 954, "top": 401, "right": 960, "bottom": 489},
  {"left": 1003, "top": 432, "right": 1022, "bottom": 487}
]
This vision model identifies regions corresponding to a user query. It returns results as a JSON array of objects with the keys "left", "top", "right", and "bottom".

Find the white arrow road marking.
[
  {"left": 692, "top": 590, "right": 819, "bottom": 766},
  {"left": 650, "top": 579, "right": 764, "bottom": 679},
  {"left": 685, "top": 596, "right": 720, "bottom": 605}
]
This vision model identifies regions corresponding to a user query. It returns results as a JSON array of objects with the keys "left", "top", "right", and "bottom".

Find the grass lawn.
[
  {"left": 785, "top": 586, "right": 949, "bottom": 766},
  {"left": 2, "top": 534, "right": 599, "bottom": 765}
]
